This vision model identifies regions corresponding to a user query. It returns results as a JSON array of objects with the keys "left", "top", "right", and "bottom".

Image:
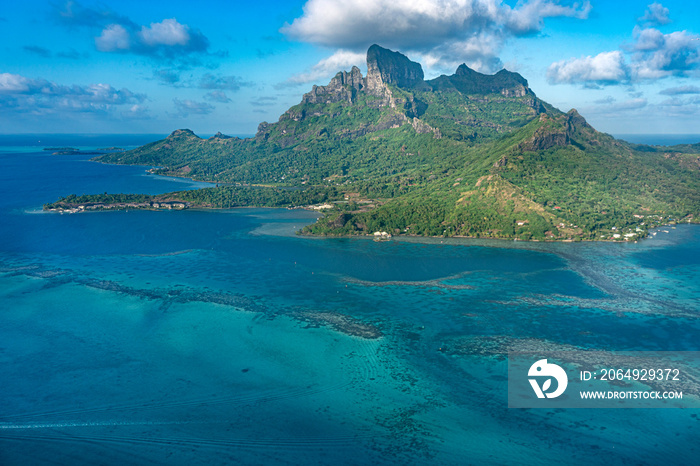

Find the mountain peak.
[
  {"left": 168, "top": 129, "right": 197, "bottom": 139},
  {"left": 566, "top": 108, "right": 594, "bottom": 134},
  {"left": 209, "top": 131, "right": 232, "bottom": 140},
  {"left": 455, "top": 64, "right": 477, "bottom": 76},
  {"left": 428, "top": 63, "right": 530, "bottom": 98},
  {"left": 366, "top": 44, "right": 424, "bottom": 91}
]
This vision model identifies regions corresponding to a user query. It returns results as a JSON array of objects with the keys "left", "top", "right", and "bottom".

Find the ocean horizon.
[{"left": 613, "top": 134, "right": 700, "bottom": 145}]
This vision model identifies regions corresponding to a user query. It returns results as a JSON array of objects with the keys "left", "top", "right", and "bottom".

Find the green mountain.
[{"left": 55, "top": 44, "right": 700, "bottom": 241}]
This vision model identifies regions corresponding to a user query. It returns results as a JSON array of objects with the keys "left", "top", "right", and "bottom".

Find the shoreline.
[
  {"left": 43, "top": 200, "right": 696, "bottom": 244},
  {"left": 48, "top": 159, "right": 698, "bottom": 244}
]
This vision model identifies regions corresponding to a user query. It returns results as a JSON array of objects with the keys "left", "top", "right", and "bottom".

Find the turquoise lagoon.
[{"left": 1, "top": 136, "right": 699, "bottom": 464}]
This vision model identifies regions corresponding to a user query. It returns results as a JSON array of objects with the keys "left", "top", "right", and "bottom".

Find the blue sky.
[{"left": 1, "top": 0, "right": 699, "bottom": 135}]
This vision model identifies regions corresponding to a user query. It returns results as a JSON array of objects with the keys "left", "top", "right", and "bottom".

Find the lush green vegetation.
[
  {"left": 44, "top": 186, "right": 344, "bottom": 211},
  {"left": 60, "top": 46, "right": 700, "bottom": 241}
]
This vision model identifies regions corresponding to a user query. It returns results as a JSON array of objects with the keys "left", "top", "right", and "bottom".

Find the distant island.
[
  {"left": 46, "top": 44, "right": 700, "bottom": 241},
  {"left": 44, "top": 146, "right": 125, "bottom": 155}
]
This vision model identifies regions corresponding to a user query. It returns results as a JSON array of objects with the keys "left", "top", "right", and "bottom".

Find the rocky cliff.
[
  {"left": 302, "top": 45, "right": 427, "bottom": 106},
  {"left": 294, "top": 44, "right": 538, "bottom": 126},
  {"left": 427, "top": 63, "right": 531, "bottom": 98},
  {"left": 302, "top": 66, "right": 365, "bottom": 104},
  {"left": 365, "top": 44, "right": 425, "bottom": 92}
]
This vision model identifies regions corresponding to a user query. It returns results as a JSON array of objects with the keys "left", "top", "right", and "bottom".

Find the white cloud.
[
  {"left": 138, "top": 19, "right": 191, "bottom": 47},
  {"left": 95, "top": 18, "right": 209, "bottom": 58},
  {"left": 121, "top": 104, "right": 152, "bottom": 119},
  {"left": 85, "top": 83, "right": 139, "bottom": 104},
  {"left": 58, "top": 3, "right": 209, "bottom": 60},
  {"left": 631, "top": 28, "right": 700, "bottom": 79},
  {"left": 632, "top": 27, "right": 665, "bottom": 51},
  {"left": 284, "top": 50, "right": 365, "bottom": 86},
  {"left": 282, "top": 0, "right": 590, "bottom": 71},
  {"left": 548, "top": 4, "right": 700, "bottom": 86},
  {"left": 594, "top": 96, "right": 616, "bottom": 104},
  {"left": 0, "top": 73, "right": 32, "bottom": 93},
  {"left": 547, "top": 51, "right": 629, "bottom": 84},
  {"left": 204, "top": 91, "right": 231, "bottom": 103},
  {"left": 660, "top": 85, "right": 700, "bottom": 95},
  {"left": 95, "top": 24, "right": 130, "bottom": 52},
  {"left": 638, "top": 2, "right": 671, "bottom": 26},
  {"left": 422, "top": 31, "right": 506, "bottom": 72},
  {"left": 173, "top": 98, "right": 215, "bottom": 116},
  {"left": 0, "top": 72, "right": 145, "bottom": 114},
  {"left": 504, "top": 0, "right": 591, "bottom": 35}
]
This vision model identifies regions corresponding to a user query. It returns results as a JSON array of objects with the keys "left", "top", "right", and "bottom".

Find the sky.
[{"left": 1, "top": 0, "right": 699, "bottom": 135}]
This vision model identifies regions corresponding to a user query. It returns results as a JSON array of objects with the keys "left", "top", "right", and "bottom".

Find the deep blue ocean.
[
  {"left": 1, "top": 135, "right": 699, "bottom": 465},
  {"left": 614, "top": 134, "right": 700, "bottom": 146}
]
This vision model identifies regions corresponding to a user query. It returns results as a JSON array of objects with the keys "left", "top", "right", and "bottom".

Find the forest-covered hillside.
[{"left": 49, "top": 45, "right": 700, "bottom": 241}]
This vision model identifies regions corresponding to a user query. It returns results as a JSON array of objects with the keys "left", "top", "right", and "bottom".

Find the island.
[
  {"left": 43, "top": 147, "right": 79, "bottom": 151},
  {"left": 43, "top": 147, "right": 126, "bottom": 155},
  {"left": 46, "top": 45, "right": 700, "bottom": 242}
]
